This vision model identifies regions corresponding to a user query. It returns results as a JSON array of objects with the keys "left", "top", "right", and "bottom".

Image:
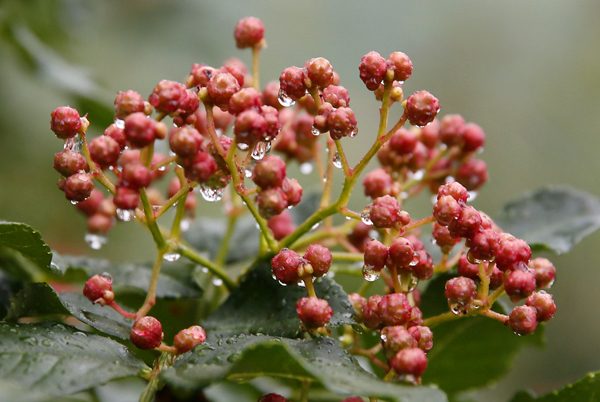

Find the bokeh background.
[{"left": 1, "top": 1, "right": 599, "bottom": 401}]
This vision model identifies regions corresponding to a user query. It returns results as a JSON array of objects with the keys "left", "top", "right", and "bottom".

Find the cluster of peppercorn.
[{"left": 47, "top": 15, "right": 558, "bottom": 396}]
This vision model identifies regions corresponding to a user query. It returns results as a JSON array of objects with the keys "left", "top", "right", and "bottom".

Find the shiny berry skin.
[
  {"left": 89, "top": 136, "right": 121, "bottom": 169},
  {"left": 407, "top": 325, "right": 434, "bottom": 352},
  {"left": 445, "top": 276, "right": 477, "bottom": 305},
  {"left": 267, "top": 211, "right": 296, "bottom": 240},
  {"left": 169, "top": 126, "right": 204, "bottom": 158},
  {"left": 439, "top": 114, "right": 466, "bottom": 147},
  {"left": 53, "top": 149, "right": 89, "bottom": 177},
  {"left": 258, "top": 394, "right": 287, "bottom": 402},
  {"left": 495, "top": 233, "right": 532, "bottom": 271},
  {"left": 363, "top": 294, "right": 383, "bottom": 329},
  {"left": 252, "top": 155, "right": 286, "bottom": 189},
  {"left": 130, "top": 316, "right": 164, "bottom": 349},
  {"left": 234, "top": 17, "right": 265, "bottom": 49},
  {"left": 378, "top": 293, "right": 412, "bottom": 326},
  {"left": 390, "top": 347, "right": 428, "bottom": 378},
  {"left": 113, "top": 186, "right": 140, "bottom": 210},
  {"left": 104, "top": 124, "right": 127, "bottom": 150},
  {"left": 304, "top": 57, "right": 334, "bottom": 88},
  {"left": 433, "top": 195, "right": 462, "bottom": 226},
  {"left": 448, "top": 205, "right": 483, "bottom": 239},
  {"left": 173, "top": 325, "right": 207, "bottom": 354},
  {"left": 526, "top": 291, "right": 557, "bottom": 322},
  {"left": 328, "top": 107, "right": 357, "bottom": 140},
  {"left": 271, "top": 249, "right": 304, "bottom": 285},
  {"left": 457, "top": 254, "right": 481, "bottom": 280},
  {"left": 114, "top": 90, "right": 146, "bottom": 120},
  {"left": 256, "top": 187, "right": 288, "bottom": 220},
  {"left": 186, "top": 64, "right": 218, "bottom": 88},
  {"left": 124, "top": 112, "right": 159, "bottom": 148},
  {"left": 296, "top": 297, "right": 333, "bottom": 329},
  {"left": 207, "top": 72, "right": 241, "bottom": 110},
  {"left": 281, "top": 177, "right": 302, "bottom": 207},
  {"left": 508, "top": 305, "right": 538, "bottom": 336},
  {"left": 381, "top": 326, "right": 416, "bottom": 356},
  {"left": 64, "top": 173, "right": 94, "bottom": 202},
  {"left": 359, "top": 51, "right": 387, "bottom": 91},
  {"left": 388, "top": 237, "right": 416, "bottom": 268},
  {"left": 406, "top": 90, "right": 440, "bottom": 127},
  {"left": 148, "top": 80, "right": 187, "bottom": 114},
  {"left": 469, "top": 229, "right": 499, "bottom": 261},
  {"left": 83, "top": 274, "right": 114, "bottom": 305},
  {"left": 504, "top": 268, "right": 537, "bottom": 302},
  {"left": 529, "top": 258, "right": 556, "bottom": 289},
  {"left": 50, "top": 106, "right": 82, "bottom": 139},
  {"left": 387, "top": 52, "right": 413, "bottom": 82},
  {"left": 412, "top": 250, "right": 434, "bottom": 280},
  {"left": 234, "top": 109, "right": 267, "bottom": 146},
  {"left": 303, "top": 244, "right": 332, "bottom": 277},
  {"left": 279, "top": 66, "right": 307, "bottom": 101},
  {"left": 364, "top": 239, "right": 388, "bottom": 271}
]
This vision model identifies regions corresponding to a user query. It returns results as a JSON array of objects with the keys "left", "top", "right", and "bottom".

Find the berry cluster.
[{"left": 48, "top": 16, "right": 558, "bottom": 397}]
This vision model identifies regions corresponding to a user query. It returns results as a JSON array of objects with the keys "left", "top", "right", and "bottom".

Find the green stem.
[
  {"left": 179, "top": 244, "right": 235, "bottom": 290},
  {"left": 299, "top": 380, "right": 311, "bottom": 402},
  {"left": 170, "top": 188, "right": 188, "bottom": 240},
  {"left": 303, "top": 277, "right": 317, "bottom": 298},
  {"left": 136, "top": 251, "right": 165, "bottom": 318},
  {"left": 139, "top": 352, "right": 172, "bottom": 402},
  {"left": 422, "top": 310, "right": 463, "bottom": 328},
  {"left": 334, "top": 138, "right": 352, "bottom": 178},
  {"left": 403, "top": 215, "right": 436, "bottom": 232},
  {"left": 139, "top": 188, "right": 167, "bottom": 251},
  {"left": 330, "top": 251, "right": 363, "bottom": 263},
  {"left": 383, "top": 368, "right": 396, "bottom": 382},
  {"left": 216, "top": 214, "right": 238, "bottom": 266}
]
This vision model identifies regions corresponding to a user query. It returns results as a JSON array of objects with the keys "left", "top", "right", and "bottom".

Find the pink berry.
[
  {"left": 207, "top": 73, "right": 241, "bottom": 110},
  {"left": 279, "top": 67, "right": 307, "bottom": 101},
  {"left": 304, "top": 57, "right": 334, "bottom": 88},
  {"left": 445, "top": 276, "right": 477, "bottom": 305},
  {"left": 363, "top": 294, "right": 384, "bottom": 329},
  {"left": 387, "top": 52, "right": 413, "bottom": 82},
  {"left": 461, "top": 122, "right": 486, "bottom": 153},
  {"left": 469, "top": 229, "right": 499, "bottom": 261},
  {"left": 76, "top": 189, "right": 104, "bottom": 217},
  {"left": 182, "top": 151, "right": 218, "bottom": 183},
  {"left": 381, "top": 325, "right": 416, "bottom": 356},
  {"left": 113, "top": 186, "right": 140, "bottom": 210},
  {"left": 104, "top": 124, "right": 127, "bottom": 150},
  {"left": 173, "top": 325, "right": 207, "bottom": 354},
  {"left": 114, "top": 90, "right": 146, "bottom": 120},
  {"left": 437, "top": 182, "right": 469, "bottom": 203},
  {"left": 169, "top": 126, "right": 204, "bottom": 158},
  {"left": 120, "top": 162, "right": 151, "bottom": 190},
  {"left": 406, "top": 91, "right": 440, "bottom": 127},
  {"left": 130, "top": 316, "right": 164, "bottom": 349},
  {"left": 504, "top": 268, "right": 537, "bottom": 302},
  {"left": 303, "top": 244, "right": 332, "bottom": 277},
  {"left": 456, "top": 159, "right": 488, "bottom": 191},
  {"left": 359, "top": 51, "right": 387, "bottom": 91},
  {"left": 256, "top": 187, "right": 288, "bottom": 220},
  {"left": 87, "top": 212, "right": 114, "bottom": 235},
  {"left": 234, "top": 109, "right": 267, "bottom": 146},
  {"left": 64, "top": 173, "right": 94, "bottom": 202},
  {"left": 267, "top": 211, "right": 296, "bottom": 240},
  {"left": 369, "top": 195, "right": 404, "bottom": 229},
  {"left": 89, "top": 136, "right": 121, "bottom": 170},
  {"left": 388, "top": 237, "right": 416, "bottom": 269},
  {"left": 148, "top": 80, "right": 188, "bottom": 115},
  {"left": 252, "top": 155, "right": 287, "bottom": 189},
  {"left": 390, "top": 347, "right": 428, "bottom": 378},
  {"left": 53, "top": 149, "right": 89, "bottom": 177},
  {"left": 327, "top": 107, "right": 358, "bottom": 140},
  {"left": 529, "top": 258, "right": 556, "bottom": 289},
  {"left": 322, "top": 85, "right": 350, "bottom": 108},
  {"left": 50, "top": 106, "right": 82, "bottom": 139},
  {"left": 281, "top": 177, "right": 303, "bottom": 207},
  {"left": 508, "top": 305, "right": 538, "bottom": 336},
  {"left": 186, "top": 64, "right": 218, "bottom": 88},
  {"left": 262, "top": 81, "right": 283, "bottom": 110},
  {"left": 228, "top": 87, "right": 262, "bottom": 116},
  {"left": 83, "top": 274, "right": 114, "bottom": 305},
  {"left": 296, "top": 297, "right": 333, "bottom": 329},
  {"left": 364, "top": 239, "right": 388, "bottom": 271},
  {"left": 348, "top": 293, "right": 366, "bottom": 323},
  {"left": 439, "top": 114, "right": 466, "bottom": 147},
  {"left": 234, "top": 17, "right": 265, "bottom": 49},
  {"left": 378, "top": 293, "right": 412, "bottom": 326},
  {"left": 363, "top": 168, "right": 399, "bottom": 199},
  {"left": 457, "top": 254, "right": 481, "bottom": 280},
  {"left": 419, "top": 118, "right": 440, "bottom": 149},
  {"left": 525, "top": 291, "right": 557, "bottom": 322},
  {"left": 448, "top": 205, "right": 483, "bottom": 239},
  {"left": 495, "top": 233, "right": 532, "bottom": 271},
  {"left": 407, "top": 325, "right": 434, "bottom": 352},
  {"left": 389, "top": 128, "right": 418, "bottom": 155},
  {"left": 271, "top": 249, "right": 304, "bottom": 285},
  {"left": 432, "top": 222, "right": 460, "bottom": 252},
  {"left": 123, "top": 112, "right": 159, "bottom": 148},
  {"left": 433, "top": 195, "right": 462, "bottom": 227},
  {"left": 258, "top": 394, "right": 287, "bottom": 402},
  {"left": 412, "top": 250, "right": 434, "bottom": 280}
]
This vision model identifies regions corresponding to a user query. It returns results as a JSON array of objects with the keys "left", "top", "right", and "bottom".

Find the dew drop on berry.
[
  {"left": 70, "top": 200, "right": 79, "bottom": 205},
  {"left": 73, "top": 135, "right": 84, "bottom": 152},
  {"left": 237, "top": 142, "right": 249, "bottom": 151},
  {"left": 116, "top": 209, "right": 135, "bottom": 222},
  {"left": 201, "top": 267, "right": 209, "bottom": 274},
  {"left": 311, "top": 127, "right": 321, "bottom": 137},
  {"left": 199, "top": 185, "right": 224, "bottom": 202},
  {"left": 401, "top": 274, "right": 419, "bottom": 292},
  {"left": 212, "top": 278, "right": 224, "bottom": 287},
  {"left": 114, "top": 118, "right": 125, "bottom": 129},
  {"left": 450, "top": 302, "right": 468, "bottom": 315},
  {"left": 85, "top": 233, "right": 107, "bottom": 250},
  {"left": 180, "top": 218, "right": 191, "bottom": 232},
  {"left": 244, "top": 169, "right": 252, "bottom": 178},
  {"left": 299, "top": 162, "right": 313, "bottom": 174},
  {"left": 400, "top": 191, "right": 409, "bottom": 200},
  {"left": 277, "top": 89, "right": 295, "bottom": 107},
  {"left": 100, "top": 272, "right": 113, "bottom": 282},
  {"left": 332, "top": 153, "right": 343, "bottom": 169},
  {"left": 163, "top": 252, "right": 181, "bottom": 262},
  {"left": 467, "top": 191, "right": 478, "bottom": 201},
  {"left": 251, "top": 141, "right": 271, "bottom": 161},
  {"left": 362, "top": 264, "right": 380, "bottom": 282},
  {"left": 360, "top": 208, "right": 373, "bottom": 226},
  {"left": 349, "top": 127, "right": 358, "bottom": 138}
]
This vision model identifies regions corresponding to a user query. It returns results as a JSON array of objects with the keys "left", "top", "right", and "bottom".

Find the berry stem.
[
  {"left": 139, "top": 188, "right": 167, "bottom": 251},
  {"left": 320, "top": 139, "right": 334, "bottom": 208},
  {"left": 179, "top": 243, "right": 235, "bottom": 290},
  {"left": 107, "top": 300, "right": 136, "bottom": 319},
  {"left": 487, "top": 283, "right": 505, "bottom": 306},
  {"left": 216, "top": 213, "right": 238, "bottom": 266},
  {"left": 422, "top": 310, "right": 463, "bottom": 328},
  {"left": 383, "top": 368, "right": 396, "bottom": 382},
  {"left": 78, "top": 132, "right": 116, "bottom": 195},
  {"left": 136, "top": 251, "right": 164, "bottom": 318},
  {"left": 139, "top": 352, "right": 173, "bottom": 402},
  {"left": 387, "top": 265, "right": 402, "bottom": 294},
  {"left": 169, "top": 189, "right": 187, "bottom": 240},
  {"left": 251, "top": 42, "right": 263, "bottom": 91},
  {"left": 154, "top": 343, "right": 178, "bottom": 354},
  {"left": 334, "top": 139, "right": 352, "bottom": 178},
  {"left": 153, "top": 180, "right": 196, "bottom": 220},
  {"left": 303, "top": 277, "right": 317, "bottom": 298},
  {"left": 402, "top": 215, "right": 436, "bottom": 232},
  {"left": 299, "top": 380, "right": 311, "bottom": 402},
  {"left": 481, "top": 309, "right": 509, "bottom": 324},
  {"left": 476, "top": 261, "right": 490, "bottom": 300}
]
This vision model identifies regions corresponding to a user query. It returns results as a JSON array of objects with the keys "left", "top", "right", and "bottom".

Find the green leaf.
[
  {"left": 4, "top": 283, "right": 133, "bottom": 339},
  {"left": 0, "top": 321, "right": 148, "bottom": 395},
  {"left": 510, "top": 372, "right": 600, "bottom": 402},
  {"left": 0, "top": 221, "right": 52, "bottom": 272},
  {"left": 420, "top": 274, "right": 545, "bottom": 397},
  {"left": 203, "top": 263, "right": 355, "bottom": 339},
  {"left": 51, "top": 254, "right": 201, "bottom": 299},
  {"left": 0, "top": 378, "right": 88, "bottom": 402},
  {"left": 162, "top": 335, "right": 447, "bottom": 402},
  {"left": 495, "top": 186, "right": 600, "bottom": 254}
]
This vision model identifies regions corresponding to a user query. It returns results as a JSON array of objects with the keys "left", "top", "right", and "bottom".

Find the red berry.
[
  {"left": 123, "top": 112, "right": 160, "bottom": 148},
  {"left": 364, "top": 239, "right": 388, "bottom": 271},
  {"left": 261, "top": 105, "right": 281, "bottom": 141},
  {"left": 83, "top": 274, "right": 114, "bottom": 305},
  {"left": 64, "top": 173, "right": 94, "bottom": 202},
  {"left": 437, "top": 182, "right": 469, "bottom": 204},
  {"left": 378, "top": 293, "right": 412, "bottom": 326},
  {"left": 390, "top": 347, "right": 428, "bottom": 378},
  {"left": 388, "top": 237, "right": 416, "bottom": 269},
  {"left": 304, "top": 57, "right": 334, "bottom": 88},
  {"left": 529, "top": 258, "right": 556, "bottom": 289},
  {"left": 89, "top": 135, "right": 121, "bottom": 169},
  {"left": 508, "top": 305, "right": 538, "bottom": 335},
  {"left": 169, "top": 126, "right": 204, "bottom": 158},
  {"left": 348, "top": 293, "right": 366, "bottom": 323},
  {"left": 347, "top": 221, "right": 372, "bottom": 252},
  {"left": 104, "top": 124, "right": 127, "bottom": 150},
  {"left": 262, "top": 81, "right": 283, "bottom": 110},
  {"left": 281, "top": 177, "right": 303, "bottom": 207},
  {"left": 50, "top": 106, "right": 82, "bottom": 139},
  {"left": 406, "top": 91, "right": 440, "bottom": 127},
  {"left": 256, "top": 187, "right": 288, "bottom": 220},
  {"left": 495, "top": 233, "right": 531, "bottom": 271},
  {"left": 228, "top": 87, "right": 262, "bottom": 116},
  {"left": 439, "top": 114, "right": 466, "bottom": 147},
  {"left": 389, "top": 128, "right": 418, "bottom": 155},
  {"left": 252, "top": 155, "right": 287, "bottom": 189},
  {"left": 433, "top": 195, "right": 462, "bottom": 226},
  {"left": 412, "top": 250, "right": 434, "bottom": 280},
  {"left": 386, "top": 52, "right": 413, "bottom": 82},
  {"left": 234, "top": 109, "right": 267, "bottom": 146},
  {"left": 322, "top": 85, "right": 350, "bottom": 108},
  {"left": 303, "top": 244, "right": 332, "bottom": 277},
  {"left": 363, "top": 294, "right": 383, "bottom": 329},
  {"left": 419, "top": 118, "right": 440, "bottom": 149},
  {"left": 267, "top": 211, "right": 296, "bottom": 240},
  {"left": 457, "top": 254, "right": 481, "bottom": 280},
  {"left": 234, "top": 17, "right": 265, "bottom": 49},
  {"left": 456, "top": 159, "right": 488, "bottom": 191},
  {"left": 327, "top": 107, "right": 358, "bottom": 140},
  {"left": 173, "top": 325, "right": 207, "bottom": 354},
  {"left": 448, "top": 205, "right": 483, "bottom": 239},
  {"left": 363, "top": 168, "right": 399, "bottom": 199},
  {"left": 53, "top": 149, "right": 89, "bottom": 177},
  {"left": 271, "top": 249, "right": 304, "bottom": 285},
  {"left": 445, "top": 276, "right": 477, "bottom": 306},
  {"left": 381, "top": 325, "right": 417, "bottom": 356},
  {"left": 113, "top": 186, "right": 140, "bottom": 210},
  {"left": 182, "top": 151, "right": 218, "bottom": 183},
  {"left": 462, "top": 122, "right": 486, "bottom": 153},
  {"left": 120, "top": 162, "right": 151, "bottom": 190},
  {"left": 114, "top": 90, "right": 146, "bottom": 120},
  {"left": 279, "top": 67, "right": 307, "bottom": 102},
  {"left": 407, "top": 325, "right": 433, "bottom": 352},
  {"left": 469, "top": 229, "right": 499, "bottom": 261},
  {"left": 525, "top": 291, "right": 556, "bottom": 322},
  {"left": 369, "top": 195, "right": 404, "bottom": 229},
  {"left": 207, "top": 73, "right": 241, "bottom": 110},
  {"left": 76, "top": 189, "right": 104, "bottom": 217},
  {"left": 504, "top": 267, "right": 537, "bottom": 302},
  {"left": 432, "top": 222, "right": 461, "bottom": 252},
  {"left": 186, "top": 64, "right": 218, "bottom": 88},
  {"left": 130, "top": 316, "right": 164, "bottom": 349},
  {"left": 296, "top": 297, "right": 333, "bottom": 329},
  {"left": 258, "top": 394, "right": 287, "bottom": 402},
  {"left": 148, "top": 80, "right": 188, "bottom": 114},
  {"left": 359, "top": 51, "right": 387, "bottom": 91}
]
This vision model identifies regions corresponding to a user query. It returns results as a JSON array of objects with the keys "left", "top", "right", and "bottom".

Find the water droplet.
[
  {"left": 50, "top": 262, "right": 59, "bottom": 271},
  {"left": 116, "top": 209, "right": 134, "bottom": 222},
  {"left": 227, "top": 353, "right": 242, "bottom": 363},
  {"left": 311, "top": 222, "right": 320, "bottom": 231},
  {"left": 467, "top": 191, "right": 478, "bottom": 201},
  {"left": 332, "top": 153, "right": 342, "bottom": 169},
  {"left": 297, "top": 280, "right": 306, "bottom": 288},
  {"left": 41, "top": 339, "right": 51, "bottom": 347},
  {"left": 401, "top": 274, "right": 419, "bottom": 292},
  {"left": 360, "top": 207, "right": 373, "bottom": 226},
  {"left": 212, "top": 278, "right": 223, "bottom": 287},
  {"left": 114, "top": 118, "right": 125, "bottom": 129},
  {"left": 180, "top": 218, "right": 191, "bottom": 232},
  {"left": 199, "top": 185, "right": 224, "bottom": 202},
  {"left": 362, "top": 264, "right": 380, "bottom": 282},
  {"left": 100, "top": 272, "right": 113, "bottom": 282},
  {"left": 244, "top": 169, "right": 252, "bottom": 178},
  {"left": 70, "top": 200, "right": 79, "bottom": 205},
  {"left": 311, "top": 127, "right": 321, "bottom": 136},
  {"left": 348, "top": 127, "right": 358, "bottom": 138},
  {"left": 85, "top": 233, "right": 107, "bottom": 250},
  {"left": 72, "top": 135, "right": 84, "bottom": 152},
  {"left": 164, "top": 253, "right": 181, "bottom": 262},
  {"left": 237, "top": 142, "right": 249, "bottom": 151},
  {"left": 278, "top": 89, "right": 295, "bottom": 107},
  {"left": 251, "top": 141, "right": 271, "bottom": 161},
  {"left": 351, "top": 324, "right": 364, "bottom": 334},
  {"left": 299, "top": 162, "right": 313, "bottom": 175},
  {"left": 400, "top": 191, "right": 409, "bottom": 199},
  {"left": 450, "top": 302, "right": 468, "bottom": 315},
  {"left": 201, "top": 267, "right": 209, "bottom": 274}
]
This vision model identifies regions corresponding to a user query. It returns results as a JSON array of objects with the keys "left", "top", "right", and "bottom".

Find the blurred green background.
[{"left": 1, "top": 1, "right": 599, "bottom": 401}]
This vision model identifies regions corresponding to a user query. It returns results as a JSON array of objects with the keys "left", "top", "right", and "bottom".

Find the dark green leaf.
[
  {"left": 289, "top": 190, "right": 322, "bottom": 225},
  {"left": 162, "top": 335, "right": 447, "bottom": 402},
  {"left": 0, "top": 221, "right": 52, "bottom": 272},
  {"left": 0, "top": 321, "right": 148, "bottom": 395},
  {"left": 0, "top": 378, "right": 88, "bottom": 402},
  {"left": 203, "top": 262, "right": 355, "bottom": 339},
  {"left": 510, "top": 372, "right": 600, "bottom": 402},
  {"left": 51, "top": 254, "right": 201, "bottom": 299},
  {"left": 495, "top": 186, "right": 600, "bottom": 254},
  {"left": 0, "top": 269, "right": 24, "bottom": 318},
  {"left": 75, "top": 95, "right": 114, "bottom": 130},
  {"left": 420, "top": 274, "right": 545, "bottom": 396},
  {"left": 4, "top": 283, "right": 133, "bottom": 339}
]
